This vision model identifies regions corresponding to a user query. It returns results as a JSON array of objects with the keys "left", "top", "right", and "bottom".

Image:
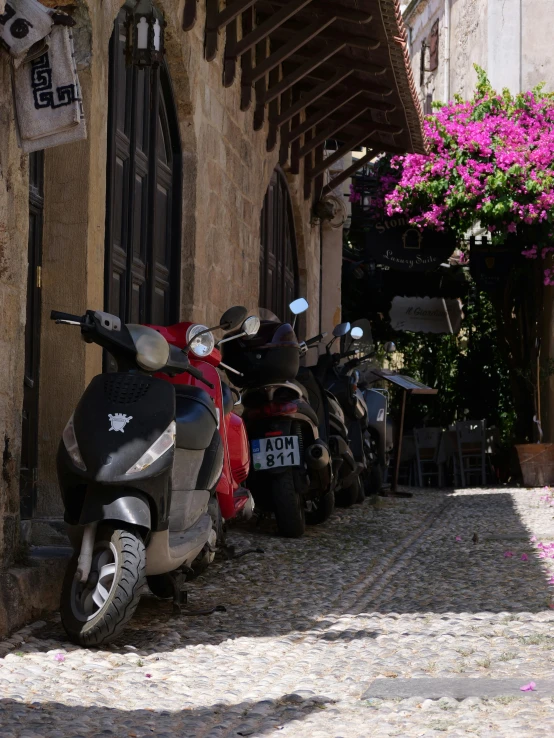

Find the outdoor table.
[{"left": 373, "top": 370, "right": 438, "bottom": 496}]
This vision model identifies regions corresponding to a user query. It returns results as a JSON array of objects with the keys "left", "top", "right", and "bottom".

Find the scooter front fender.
[{"left": 78, "top": 487, "right": 151, "bottom": 530}]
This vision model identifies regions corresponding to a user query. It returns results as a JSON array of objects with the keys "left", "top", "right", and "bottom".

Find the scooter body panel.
[{"left": 364, "top": 388, "right": 388, "bottom": 466}]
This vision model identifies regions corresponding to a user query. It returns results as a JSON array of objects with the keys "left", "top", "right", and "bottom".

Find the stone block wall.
[
  {"left": 0, "top": 0, "right": 327, "bottom": 564},
  {"left": 0, "top": 53, "right": 30, "bottom": 567}
]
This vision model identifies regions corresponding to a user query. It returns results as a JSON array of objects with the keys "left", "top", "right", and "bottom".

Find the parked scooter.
[
  {"left": 341, "top": 320, "right": 396, "bottom": 495},
  {"left": 147, "top": 314, "right": 260, "bottom": 536},
  {"left": 299, "top": 322, "right": 366, "bottom": 507},
  {"left": 220, "top": 299, "right": 334, "bottom": 538},
  {"left": 52, "top": 305, "right": 247, "bottom": 646}
]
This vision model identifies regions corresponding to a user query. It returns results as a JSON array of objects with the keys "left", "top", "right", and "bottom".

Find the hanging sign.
[
  {"left": 365, "top": 217, "right": 457, "bottom": 271},
  {"left": 389, "top": 296, "right": 464, "bottom": 334},
  {"left": 469, "top": 245, "right": 517, "bottom": 291}
]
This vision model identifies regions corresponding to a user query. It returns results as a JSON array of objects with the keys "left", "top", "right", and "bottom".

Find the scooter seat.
[{"left": 175, "top": 385, "right": 218, "bottom": 450}]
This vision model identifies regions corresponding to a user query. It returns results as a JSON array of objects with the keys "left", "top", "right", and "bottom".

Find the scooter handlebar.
[
  {"left": 50, "top": 310, "right": 83, "bottom": 323},
  {"left": 305, "top": 331, "right": 328, "bottom": 347},
  {"left": 186, "top": 363, "right": 215, "bottom": 389}
]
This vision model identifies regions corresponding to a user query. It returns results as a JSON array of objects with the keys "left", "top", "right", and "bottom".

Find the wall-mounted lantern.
[{"left": 125, "top": 0, "right": 165, "bottom": 68}]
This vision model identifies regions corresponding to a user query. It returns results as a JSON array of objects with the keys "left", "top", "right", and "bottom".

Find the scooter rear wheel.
[
  {"left": 305, "top": 489, "right": 335, "bottom": 525},
  {"left": 271, "top": 469, "right": 306, "bottom": 538},
  {"left": 335, "top": 476, "right": 362, "bottom": 507},
  {"left": 60, "top": 525, "right": 146, "bottom": 647}
]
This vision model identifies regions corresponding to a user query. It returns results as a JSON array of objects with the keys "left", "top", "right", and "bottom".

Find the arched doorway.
[
  {"left": 104, "top": 6, "right": 182, "bottom": 326},
  {"left": 259, "top": 168, "right": 299, "bottom": 325}
]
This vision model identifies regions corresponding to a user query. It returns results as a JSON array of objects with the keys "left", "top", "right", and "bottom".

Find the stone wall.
[
  {"left": 0, "top": 52, "right": 30, "bottom": 566},
  {"left": 0, "top": 0, "right": 329, "bottom": 586}
]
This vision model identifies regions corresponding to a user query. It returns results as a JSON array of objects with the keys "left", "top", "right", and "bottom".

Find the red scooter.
[{"left": 147, "top": 313, "right": 259, "bottom": 525}]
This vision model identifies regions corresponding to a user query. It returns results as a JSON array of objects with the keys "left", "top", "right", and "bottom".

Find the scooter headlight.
[
  {"left": 126, "top": 421, "right": 176, "bottom": 475},
  {"left": 186, "top": 324, "right": 215, "bottom": 358},
  {"left": 62, "top": 414, "right": 86, "bottom": 471}
]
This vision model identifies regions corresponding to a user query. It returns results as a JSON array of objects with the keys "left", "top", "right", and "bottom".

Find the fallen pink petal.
[
  {"left": 504, "top": 551, "right": 514, "bottom": 558},
  {"left": 521, "top": 553, "right": 529, "bottom": 561},
  {"left": 456, "top": 536, "right": 462, "bottom": 542},
  {"left": 145, "top": 673, "right": 152, "bottom": 678},
  {"left": 530, "top": 536, "right": 537, "bottom": 542},
  {"left": 520, "top": 682, "right": 536, "bottom": 692},
  {"left": 54, "top": 654, "right": 65, "bottom": 662}
]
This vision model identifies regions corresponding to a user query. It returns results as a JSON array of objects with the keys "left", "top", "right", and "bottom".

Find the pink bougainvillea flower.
[
  {"left": 456, "top": 536, "right": 462, "bottom": 542},
  {"left": 521, "top": 553, "right": 529, "bottom": 561},
  {"left": 504, "top": 551, "right": 514, "bottom": 558},
  {"left": 54, "top": 653, "right": 65, "bottom": 662},
  {"left": 145, "top": 673, "right": 152, "bottom": 678},
  {"left": 520, "top": 682, "right": 536, "bottom": 692},
  {"left": 530, "top": 536, "right": 537, "bottom": 542}
]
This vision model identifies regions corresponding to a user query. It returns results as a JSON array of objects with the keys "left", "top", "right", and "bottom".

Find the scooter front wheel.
[{"left": 60, "top": 525, "right": 146, "bottom": 647}]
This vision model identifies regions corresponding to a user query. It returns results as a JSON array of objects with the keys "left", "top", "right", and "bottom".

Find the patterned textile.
[{"left": 14, "top": 24, "right": 86, "bottom": 152}]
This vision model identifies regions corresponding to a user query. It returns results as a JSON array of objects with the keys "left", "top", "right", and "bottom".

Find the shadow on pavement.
[
  {"left": 5, "top": 489, "right": 553, "bottom": 656},
  {"left": 0, "top": 695, "right": 330, "bottom": 737}
]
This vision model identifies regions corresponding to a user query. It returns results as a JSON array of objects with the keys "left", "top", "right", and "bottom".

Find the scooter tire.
[
  {"left": 366, "top": 463, "right": 384, "bottom": 497},
  {"left": 60, "top": 526, "right": 146, "bottom": 647},
  {"left": 271, "top": 469, "right": 306, "bottom": 538},
  {"left": 305, "top": 489, "right": 335, "bottom": 525},
  {"left": 335, "top": 475, "right": 362, "bottom": 508}
]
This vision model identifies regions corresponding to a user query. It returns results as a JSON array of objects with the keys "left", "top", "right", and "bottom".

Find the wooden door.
[
  {"left": 104, "top": 7, "right": 181, "bottom": 329},
  {"left": 259, "top": 168, "right": 298, "bottom": 324},
  {"left": 20, "top": 151, "right": 44, "bottom": 519}
]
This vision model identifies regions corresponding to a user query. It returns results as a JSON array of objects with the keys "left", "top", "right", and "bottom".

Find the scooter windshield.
[
  {"left": 127, "top": 324, "right": 170, "bottom": 371},
  {"left": 258, "top": 308, "right": 281, "bottom": 322}
]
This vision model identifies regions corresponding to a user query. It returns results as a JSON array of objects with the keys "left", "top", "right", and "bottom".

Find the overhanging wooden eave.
[{"left": 182, "top": 0, "right": 426, "bottom": 198}]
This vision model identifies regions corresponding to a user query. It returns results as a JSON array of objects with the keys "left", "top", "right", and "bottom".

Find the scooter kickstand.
[{"left": 169, "top": 570, "right": 189, "bottom": 616}]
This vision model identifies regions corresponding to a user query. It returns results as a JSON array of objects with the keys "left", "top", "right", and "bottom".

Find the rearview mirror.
[
  {"left": 384, "top": 341, "right": 396, "bottom": 354},
  {"left": 220, "top": 306, "right": 248, "bottom": 331},
  {"left": 350, "top": 326, "right": 364, "bottom": 340},
  {"left": 242, "top": 315, "right": 260, "bottom": 336},
  {"left": 289, "top": 297, "right": 309, "bottom": 315},
  {"left": 333, "top": 321, "right": 351, "bottom": 337}
]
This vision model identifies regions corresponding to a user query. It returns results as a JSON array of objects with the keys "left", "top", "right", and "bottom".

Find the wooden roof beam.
[
  {"left": 299, "top": 63, "right": 395, "bottom": 95},
  {"left": 310, "top": 134, "right": 378, "bottom": 178},
  {"left": 263, "top": 0, "right": 372, "bottom": 23},
  {"left": 298, "top": 108, "right": 370, "bottom": 157},
  {"left": 287, "top": 88, "right": 365, "bottom": 142},
  {"left": 268, "top": 25, "right": 382, "bottom": 52},
  {"left": 230, "top": 0, "right": 315, "bottom": 57},
  {"left": 322, "top": 149, "right": 378, "bottom": 196},
  {"left": 270, "top": 68, "right": 353, "bottom": 126},
  {"left": 260, "top": 41, "right": 346, "bottom": 103},
  {"left": 243, "top": 15, "right": 339, "bottom": 84},
  {"left": 285, "top": 49, "right": 386, "bottom": 75}
]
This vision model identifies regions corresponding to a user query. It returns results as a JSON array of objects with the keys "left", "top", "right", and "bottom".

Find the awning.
[{"left": 183, "top": 0, "right": 426, "bottom": 197}]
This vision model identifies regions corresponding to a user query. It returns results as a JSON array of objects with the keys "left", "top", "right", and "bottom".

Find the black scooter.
[
  {"left": 52, "top": 305, "right": 246, "bottom": 646},
  {"left": 300, "top": 322, "right": 366, "bottom": 507},
  {"left": 220, "top": 299, "right": 334, "bottom": 538}
]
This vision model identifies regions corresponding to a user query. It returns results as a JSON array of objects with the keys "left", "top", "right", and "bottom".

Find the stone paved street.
[{"left": 2, "top": 487, "right": 554, "bottom": 737}]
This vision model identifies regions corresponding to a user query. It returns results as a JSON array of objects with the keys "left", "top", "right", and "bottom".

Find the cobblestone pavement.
[{"left": 2, "top": 487, "right": 554, "bottom": 737}]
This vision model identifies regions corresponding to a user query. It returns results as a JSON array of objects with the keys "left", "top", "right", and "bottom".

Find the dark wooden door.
[
  {"left": 259, "top": 168, "right": 298, "bottom": 324},
  {"left": 105, "top": 8, "right": 181, "bottom": 329},
  {"left": 20, "top": 151, "right": 44, "bottom": 519}
]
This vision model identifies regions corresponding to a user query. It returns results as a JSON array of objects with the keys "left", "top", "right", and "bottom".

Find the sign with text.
[
  {"left": 389, "top": 296, "right": 464, "bottom": 334},
  {"left": 365, "top": 217, "right": 456, "bottom": 271}
]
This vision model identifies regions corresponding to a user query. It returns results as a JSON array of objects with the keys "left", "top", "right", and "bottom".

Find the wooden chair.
[
  {"left": 414, "top": 427, "right": 444, "bottom": 487},
  {"left": 454, "top": 420, "right": 487, "bottom": 487}
]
